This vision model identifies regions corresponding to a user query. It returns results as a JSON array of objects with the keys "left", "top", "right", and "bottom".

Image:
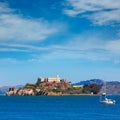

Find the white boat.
[
  {"left": 99, "top": 81, "right": 115, "bottom": 105},
  {"left": 100, "top": 93, "right": 115, "bottom": 104}
]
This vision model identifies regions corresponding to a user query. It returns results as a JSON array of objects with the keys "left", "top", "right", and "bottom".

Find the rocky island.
[{"left": 6, "top": 75, "right": 101, "bottom": 96}]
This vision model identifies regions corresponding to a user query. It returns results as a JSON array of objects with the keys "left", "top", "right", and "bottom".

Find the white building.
[{"left": 38, "top": 75, "right": 60, "bottom": 83}]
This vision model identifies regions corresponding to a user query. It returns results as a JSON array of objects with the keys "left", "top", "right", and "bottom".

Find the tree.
[{"left": 83, "top": 83, "right": 101, "bottom": 94}]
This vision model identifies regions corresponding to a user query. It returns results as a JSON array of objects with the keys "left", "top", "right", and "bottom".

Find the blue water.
[{"left": 0, "top": 96, "right": 120, "bottom": 120}]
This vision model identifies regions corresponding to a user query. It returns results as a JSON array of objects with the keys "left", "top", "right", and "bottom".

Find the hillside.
[
  {"left": 73, "top": 79, "right": 104, "bottom": 86},
  {"left": 74, "top": 79, "right": 120, "bottom": 95}
]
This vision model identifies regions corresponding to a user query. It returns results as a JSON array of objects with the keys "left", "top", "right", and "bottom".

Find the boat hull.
[{"left": 100, "top": 99, "right": 115, "bottom": 104}]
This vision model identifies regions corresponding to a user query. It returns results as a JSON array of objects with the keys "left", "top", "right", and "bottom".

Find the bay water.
[{"left": 0, "top": 96, "right": 120, "bottom": 120}]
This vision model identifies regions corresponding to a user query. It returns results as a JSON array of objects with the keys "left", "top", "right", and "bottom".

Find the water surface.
[{"left": 0, "top": 96, "right": 119, "bottom": 120}]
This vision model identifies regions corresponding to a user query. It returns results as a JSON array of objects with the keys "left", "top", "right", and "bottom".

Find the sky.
[{"left": 0, "top": 0, "right": 120, "bottom": 86}]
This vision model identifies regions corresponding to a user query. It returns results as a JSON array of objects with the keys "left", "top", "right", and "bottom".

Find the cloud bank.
[
  {"left": 64, "top": 0, "right": 120, "bottom": 25},
  {"left": 0, "top": 2, "right": 60, "bottom": 43},
  {"left": 0, "top": 1, "right": 120, "bottom": 64}
]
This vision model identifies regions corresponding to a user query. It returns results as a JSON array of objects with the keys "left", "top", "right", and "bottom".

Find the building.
[{"left": 38, "top": 75, "right": 61, "bottom": 83}]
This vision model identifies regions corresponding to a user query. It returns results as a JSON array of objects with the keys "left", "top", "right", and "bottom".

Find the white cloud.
[
  {"left": 0, "top": 2, "right": 12, "bottom": 13},
  {"left": 1, "top": 30, "right": 120, "bottom": 63},
  {"left": 64, "top": 0, "right": 120, "bottom": 25},
  {"left": 0, "top": 47, "right": 29, "bottom": 52},
  {"left": 38, "top": 34, "right": 120, "bottom": 62},
  {"left": 1, "top": 34, "right": 120, "bottom": 63},
  {"left": 106, "top": 39, "right": 120, "bottom": 54},
  {"left": 86, "top": 9, "right": 120, "bottom": 25},
  {"left": 0, "top": 2, "right": 60, "bottom": 43},
  {"left": 0, "top": 43, "right": 50, "bottom": 51},
  {"left": 0, "top": 58, "right": 18, "bottom": 63},
  {"left": 117, "top": 30, "right": 120, "bottom": 37}
]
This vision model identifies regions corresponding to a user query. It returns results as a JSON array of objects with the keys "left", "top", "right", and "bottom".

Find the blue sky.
[{"left": 0, "top": 0, "right": 120, "bottom": 86}]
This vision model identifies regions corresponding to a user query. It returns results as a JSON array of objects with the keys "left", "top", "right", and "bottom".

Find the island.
[{"left": 6, "top": 75, "right": 101, "bottom": 96}]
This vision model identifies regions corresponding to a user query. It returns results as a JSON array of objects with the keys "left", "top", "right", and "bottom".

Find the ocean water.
[{"left": 0, "top": 96, "right": 120, "bottom": 120}]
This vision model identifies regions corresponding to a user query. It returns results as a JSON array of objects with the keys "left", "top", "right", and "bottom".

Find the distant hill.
[
  {"left": 73, "top": 79, "right": 120, "bottom": 86},
  {"left": 73, "top": 79, "right": 104, "bottom": 86},
  {"left": 107, "top": 81, "right": 120, "bottom": 85}
]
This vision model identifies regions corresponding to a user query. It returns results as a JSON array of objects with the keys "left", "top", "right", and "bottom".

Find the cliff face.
[
  {"left": 6, "top": 88, "right": 35, "bottom": 96},
  {"left": 6, "top": 79, "right": 72, "bottom": 96}
]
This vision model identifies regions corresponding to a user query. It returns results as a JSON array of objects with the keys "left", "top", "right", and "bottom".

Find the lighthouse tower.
[{"left": 56, "top": 74, "right": 60, "bottom": 82}]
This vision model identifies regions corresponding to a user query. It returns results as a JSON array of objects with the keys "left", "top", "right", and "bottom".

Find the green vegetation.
[
  {"left": 20, "top": 82, "right": 102, "bottom": 95},
  {"left": 24, "top": 83, "right": 37, "bottom": 89},
  {"left": 82, "top": 83, "right": 101, "bottom": 94},
  {"left": 65, "top": 87, "right": 83, "bottom": 94}
]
